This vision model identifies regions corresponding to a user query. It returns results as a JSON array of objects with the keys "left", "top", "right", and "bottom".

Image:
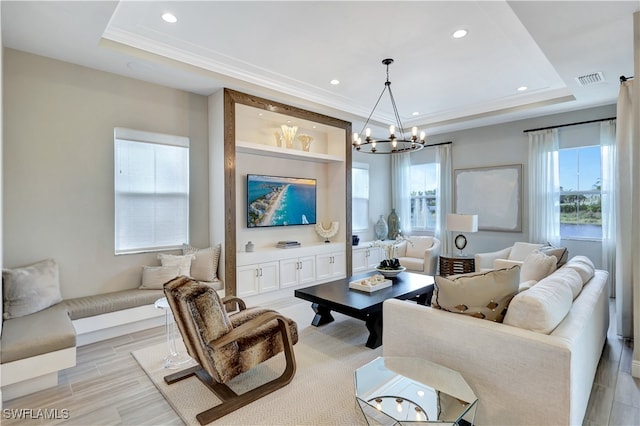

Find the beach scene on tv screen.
[{"left": 247, "top": 175, "right": 317, "bottom": 227}]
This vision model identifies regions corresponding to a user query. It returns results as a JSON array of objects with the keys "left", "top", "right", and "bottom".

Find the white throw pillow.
[
  {"left": 509, "top": 242, "right": 544, "bottom": 261},
  {"left": 2, "top": 259, "right": 63, "bottom": 319},
  {"left": 182, "top": 243, "right": 221, "bottom": 282},
  {"left": 406, "top": 236, "right": 434, "bottom": 258},
  {"left": 140, "top": 265, "right": 180, "bottom": 290},
  {"left": 563, "top": 256, "right": 595, "bottom": 285},
  {"left": 504, "top": 276, "right": 574, "bottom": 334},
  {"left": 158, "top": 254, "right": 194, "bottom": 277},
  {"left": 520, "top": 251, "right": 557, "bottom": 283}
]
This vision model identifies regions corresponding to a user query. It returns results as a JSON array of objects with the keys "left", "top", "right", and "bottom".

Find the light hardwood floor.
[{"left": 1, "top": 299, "right": 638, "bottom": 425}]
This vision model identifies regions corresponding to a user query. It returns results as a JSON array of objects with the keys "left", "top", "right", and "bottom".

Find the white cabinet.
[
  {"left": 236, "top": 261, "right": 279, "bottom": 297},
  {"left": 352, "top": 246, "right": 383, "bottom": 273},
  {"left": 316, "top": 251, "right": 346, "bottom": 281},
  {"left": 279, "top": 256, "right": 316, "bottom": 288}
]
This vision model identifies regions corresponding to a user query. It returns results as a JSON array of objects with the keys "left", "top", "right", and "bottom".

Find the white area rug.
[{"left": 132, "top": 300, "right": 382, "bottom": 425}]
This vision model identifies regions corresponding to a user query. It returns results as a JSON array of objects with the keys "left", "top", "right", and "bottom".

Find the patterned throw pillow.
[
  {"left": 2, "top": 258, "right": 63, "bottom": 319},
  {"left": 432, "top": 265, "right": 520, "bottom": 322},
  {"left": 182, "top": 244, "right": 221, "bottom": 282}
]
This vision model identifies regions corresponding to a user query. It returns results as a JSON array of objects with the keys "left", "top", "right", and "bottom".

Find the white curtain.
[
  {"left": 600, "top": 120, "right": 617, "bottom": 298},
  {"left": 435, "top": 144, "right": 452, "bottom": 255},
  {"left": 528, "top": 129, "right": 560, "bottom": 246},
  {"left": 391, "top": 152, "right": 411, "bottom": 237},
  {"left": 615, "top": 80, "right": 636, "bottom": 338}
]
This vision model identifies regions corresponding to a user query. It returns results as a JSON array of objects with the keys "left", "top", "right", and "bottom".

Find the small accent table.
[
  {"left": 154, "top": 297, "right": 192, "bottom": 369},
  {"left": 355, "top": 356, "right": 478, "bottom": 425},
  {"left": 439, "top": 255, "right": 475, "bottom": 276}
]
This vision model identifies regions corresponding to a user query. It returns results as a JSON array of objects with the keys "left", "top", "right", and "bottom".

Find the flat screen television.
[{"left": 247, "top": 174, "right": 317, "bottom": 228}]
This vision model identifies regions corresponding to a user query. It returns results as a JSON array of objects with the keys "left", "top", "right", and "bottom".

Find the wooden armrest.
[
  {"left": 221, "top": 295, "right": 246, "bottom": 312},
  {"left": 210, "top": 312, "right": 291, "bottom": 349}
]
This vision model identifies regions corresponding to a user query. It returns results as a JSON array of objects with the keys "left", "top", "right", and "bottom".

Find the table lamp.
[{"left": 446, "top": 214, "right": 478, "bottom": 256}]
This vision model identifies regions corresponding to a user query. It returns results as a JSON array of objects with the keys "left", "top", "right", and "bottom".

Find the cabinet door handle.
[
  {"left": 298, "top": 261, "right": 302, "bottom": 269},
  {"left": 259, "top": 268, "right": 263, "bottom": 277},
  {"left": 255, "top": 268, "right": 260, "bottom": 277}
]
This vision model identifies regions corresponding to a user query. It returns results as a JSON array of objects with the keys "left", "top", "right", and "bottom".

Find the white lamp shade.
[{"left": 446, "top": 214, "right": 478, "bottom": 232}]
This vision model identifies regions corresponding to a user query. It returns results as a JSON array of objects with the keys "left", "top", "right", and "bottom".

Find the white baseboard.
[
  {"left": 2, "top": 372, "right": 59, "bottom": 401},
  {"left": 73, "top": 305, "right": 165, "bottom": 346},
  {"left": 632, "top": 359, "right": 640, "bottom": 379}
]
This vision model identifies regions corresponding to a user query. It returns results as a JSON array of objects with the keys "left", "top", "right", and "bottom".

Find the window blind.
[{"left": 114, "top": 128, "right": 190, "bottom": 254}]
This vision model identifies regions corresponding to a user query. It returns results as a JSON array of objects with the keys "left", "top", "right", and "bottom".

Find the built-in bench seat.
[{"left": 1, "top": 288, "right": 168, "bottom": 401}]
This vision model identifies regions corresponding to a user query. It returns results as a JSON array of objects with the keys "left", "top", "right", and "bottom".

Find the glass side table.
[
  {"left": 355, "top": 357, "right": 478, "bottom": 425},
  {"left": 154, "top": 297, "right": 192, "bottom": 369}
]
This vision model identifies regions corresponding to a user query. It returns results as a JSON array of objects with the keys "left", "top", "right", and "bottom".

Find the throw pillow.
[
  {"left": 539, "top": 245, "right": 569, "bottom": 266},
  {"left": 158, "top": 253, "right": 194, "bottom": 277},
  {"left": 509, "top": 242, "right": 544, "bottom": 261},
  {"left": 2, "top": 258, "right": 63, "bottom": 319},
  {"left": 182, "top": 243, "right": 221, "bottom": 282},
  {"left": 563, "top": 256, "right": 595, "bottom": 285},
  {"left": 520, "top": 251, "right": 557, "bottom": 283},
  {"left": 140, "top": 265, "right": 180, "bottom": 290},
  {"left": 405, "top": 237, "right": 433, "bottom": 258},
  {"left": 432, "top": 265, "right": 520, "bottom": 322}
]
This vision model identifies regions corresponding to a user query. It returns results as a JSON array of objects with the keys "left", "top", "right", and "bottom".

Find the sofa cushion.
[
  {"left": 158, "top": 253, "right": 194, "bottom": 277},
  {"left": 140, "top": 265, "right": 180, "bottom": 290},
  {"left": 432, "top": 265, "right": 520, "bottom": 322},
  {"left": 503, "top": 274, "right": 574, "bottom": 334},
  {"left": 2, "top": 258, "right": 63, "bottom": 319},
  {"left": 397, "top": 257, "right": 424, "bottom": 271},
  {"left": 539, "top": 245, "right": 569, "bottom": 266},
  {"left": 520, "top": 251, "right": 558, "bottom": 282},
  {"left": 493, "top": 258, "right": 524, "bottom": 270},
  {"left": 0, "top": 303, "right": 75, "bottom": 363},
  {"left": 182, "top": 243, "right": 221, "bottom": 282},
  {"left": 509, "top": 242, "right": 544, "bottom": 260},
  {"left": 64, "top": 289, "right": 164, "bottom": 320},
  {"left": 563, "top": 256, "right": 595, "bottom": 285},
  {"left": 405, "top": 236, "right": 433, "bottom": 258},
  {"left": 549, "top": 267, "right": 584, "bottom": 300}
]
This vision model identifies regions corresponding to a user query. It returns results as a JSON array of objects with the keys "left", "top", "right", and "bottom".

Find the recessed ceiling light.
[
  {"left": 412, "top": 111, "right": 420, "bottom": 116},
  {"left": 452, "top": 29, "right": 468, "bottom": 39},
  {"left": 517, "top": 86, "right": 528, "bottom": 92},
  {"left": 330, "top": 79, "right": 340, "bottom": 85},
  {"left": 162, "top": 12, "right": 178, "bottom": 23}
]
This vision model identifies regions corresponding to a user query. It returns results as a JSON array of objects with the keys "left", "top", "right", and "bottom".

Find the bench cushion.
[
  {"left": 64, "top": 289, "right": 164, "bottom": 320},
  {"left": 1, "top": 303, "right": 75, "bottom": 363}
]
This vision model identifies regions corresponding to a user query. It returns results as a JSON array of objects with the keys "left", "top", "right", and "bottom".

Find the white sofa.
[
  {"left": 382, "top": 256, "right": 609, "bottom": 425},
  {"left": 392, "top": 236, "right": 440, "bottom": 275}
]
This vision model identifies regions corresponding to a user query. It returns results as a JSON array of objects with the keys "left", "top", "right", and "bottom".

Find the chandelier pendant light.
[{"left": 353, "top": 58, "right": 426, "bottom": 154}]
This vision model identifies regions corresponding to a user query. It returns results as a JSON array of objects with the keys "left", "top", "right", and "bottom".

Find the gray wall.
[
  {"left": 354, "top": 103, "right": 616, "bottom": 268},
  {"left": 3, "top": 49, "right": 210, "bottom": 298}
]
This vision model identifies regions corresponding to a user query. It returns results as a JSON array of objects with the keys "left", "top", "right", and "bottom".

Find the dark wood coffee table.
[{"left": 294, "top": 271, "right": 434, "bottom": 349}]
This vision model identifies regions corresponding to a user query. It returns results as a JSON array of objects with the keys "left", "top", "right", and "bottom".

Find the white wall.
[{"left": 3, "top": 49, "right": 210, "bottom": 298}]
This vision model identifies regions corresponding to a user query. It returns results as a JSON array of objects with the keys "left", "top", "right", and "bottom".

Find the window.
[
  {"left": 114, "top": 128, "right": 190, "bottom": 254},
  {"left": 559, "top": 145, "right": 601, "bottom": 239},
  {"left": 410, "top": 163, "right": 437, "bottom": 230},
  {"left": 352, "top": 163, "right": 370, "bottom": 232}
]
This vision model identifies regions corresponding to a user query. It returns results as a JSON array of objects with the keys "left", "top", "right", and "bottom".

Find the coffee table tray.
[{"left": 349, "top": 277, "right": 392, "bottom": 293}]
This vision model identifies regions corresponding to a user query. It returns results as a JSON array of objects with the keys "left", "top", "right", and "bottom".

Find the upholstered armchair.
[
  {"left": 474, "top": 242, "right": 545, "bottom": 272},
  {"left": 162, "top": 276, "right": 298, "bottom": 425},
  {"left": 393, "top": 236, "right": 440, "bottom": 275}
]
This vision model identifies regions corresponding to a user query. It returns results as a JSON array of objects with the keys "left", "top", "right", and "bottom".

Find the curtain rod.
[
  {"left": 522, "top": 117, "right": 616, "bottom": 134},
  {"left": 424, "top": 141, "right": 452, "bottom": 147},
  {"left": 620, "top": 75, "right": 634, "bottom": 83}
]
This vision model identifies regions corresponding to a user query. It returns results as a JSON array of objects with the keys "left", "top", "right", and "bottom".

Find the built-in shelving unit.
[{"left": 219, "top": 89, "right": 353, "bottom": 296}]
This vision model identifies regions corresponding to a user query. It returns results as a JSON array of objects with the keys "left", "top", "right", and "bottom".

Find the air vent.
[{"left": 575, "top": 72, "right": 605, "bottom": 87}]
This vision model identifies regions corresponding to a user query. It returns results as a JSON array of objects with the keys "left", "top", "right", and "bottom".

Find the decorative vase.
[
  {"left": 374, "top": 215, "right": 388, "bottom": 241},
  {"left": 297, "top": 135, "right": 313, "bottom": 152},
  {"left": 387, "top": 208, "right": 400, "bottom": 240},
  {"left": 352, "top": 235, "right": 360, "bottom": 246},
  {"left": 281, "top": 125, "right": 298, "bottom": 149},
  {"left": 245, "top": 241, "right": 254, "bottom": 252},
  {"left": 273, "top": 131, "right": 283, "bottom": 147}
]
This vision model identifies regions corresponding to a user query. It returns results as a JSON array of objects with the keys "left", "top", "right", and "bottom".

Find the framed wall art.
[{"left": 454, "top": 164, "right": 522, "bottom": 232}]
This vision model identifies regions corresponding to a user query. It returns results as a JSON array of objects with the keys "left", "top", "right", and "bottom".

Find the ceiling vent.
[{"left": 575, "top": 72, "right": 605, "bottom": 87}]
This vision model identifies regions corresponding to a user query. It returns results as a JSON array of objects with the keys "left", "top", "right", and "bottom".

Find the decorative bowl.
[{"left": 374, "top": 266, "right": 406, "bottom": 278}]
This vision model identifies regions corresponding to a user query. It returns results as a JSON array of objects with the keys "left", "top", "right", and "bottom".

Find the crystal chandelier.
[{"left": 353, "top": 58, "right": 426, "bottom": 154}]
